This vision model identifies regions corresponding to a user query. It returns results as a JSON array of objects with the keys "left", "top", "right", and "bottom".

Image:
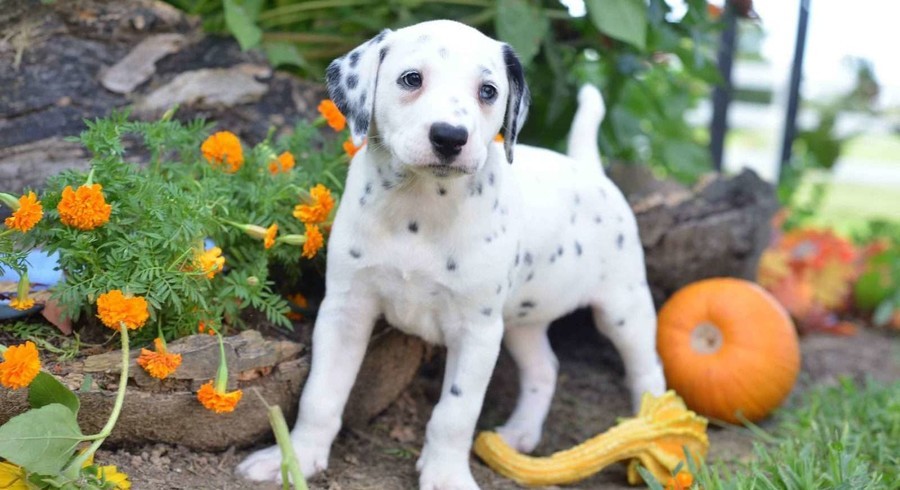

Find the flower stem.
[
  {"left": 63, "top": 322, "right": 130, "bottom": 476},
  {"left": 214, "top": 330, "right": 229, "bottom": 393}
]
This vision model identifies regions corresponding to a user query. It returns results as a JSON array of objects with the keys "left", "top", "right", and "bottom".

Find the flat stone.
[
  {"left": 101, "top": 33, "right": 186, "bottom": 94},
  {"left": 136, "top": 65, "right": 268, "bottom": 113}
]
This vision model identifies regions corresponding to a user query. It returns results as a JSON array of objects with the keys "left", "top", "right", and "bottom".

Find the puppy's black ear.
[
  {"left": 501, "top": 44, "right": 530, "bottom": 163},
  {"left": 326, "top": 29, "right": 393, "bottom": 145}
]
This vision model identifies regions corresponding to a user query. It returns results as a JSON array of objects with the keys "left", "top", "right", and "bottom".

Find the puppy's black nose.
[{"left": 429, "top": 123, "right": 468, "bottom": 158}]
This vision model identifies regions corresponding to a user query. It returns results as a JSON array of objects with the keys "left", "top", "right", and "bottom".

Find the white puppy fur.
[{"left": 237, "top": 20, "right": 665, "bottom": 489}]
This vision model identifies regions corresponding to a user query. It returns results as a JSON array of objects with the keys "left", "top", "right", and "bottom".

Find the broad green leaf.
[
  {"left": 0, "top": 404, "right": 84, "bottom": 475},
  {"left": 495, "top": 0, "right": 548, "bottom": 66},
  {"left": 224, "top": 0, "right": 262, "bottom": 51},
  {"left": 28, "top": 372, "right": 80, "bottom": 416},
  {"left": 264, "top": 42, "right": 307, "bottom": 69},
  {"left": 586, "top": 0, "right": 648, "bottom": 50}
]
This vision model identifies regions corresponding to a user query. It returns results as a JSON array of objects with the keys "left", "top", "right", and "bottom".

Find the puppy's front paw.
[
  {"left": 417, "top": 445, "right": 479, "bottom": 490},
  {"left": 236, "top": 441, "right": 329, "bottom": 483},
  {"left": 496, "top": 421, "right": 541, "bottom": 453},
  {"left": 628, "top": 362, "right": 667, "bottom": 410}
]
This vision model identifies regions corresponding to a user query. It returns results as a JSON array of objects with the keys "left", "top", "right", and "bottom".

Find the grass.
[
  {"left": 792, "top": 178, "right": 900, "bottom": 232},
  {"left": 728, "top": 129, "right": 900, "bottom": 166},
  {"left": 645, "top": 378, "right": 900, "bottom": 489}
]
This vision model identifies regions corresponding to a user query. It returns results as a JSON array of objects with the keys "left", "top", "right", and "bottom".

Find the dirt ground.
[{"left": 96, "top": 315, "right": 899, "bottom": 490}]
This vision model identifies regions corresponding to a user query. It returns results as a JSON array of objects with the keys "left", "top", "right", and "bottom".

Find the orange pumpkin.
[{"left": 656, "top": 278, "right": 801, "bottom": 424}]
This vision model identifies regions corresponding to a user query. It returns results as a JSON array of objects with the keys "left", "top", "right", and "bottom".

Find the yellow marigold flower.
[
  {"left": 293, "top": 184, "right": 335, "bottom": 225},
  {"left": 0, "top": 461, "right": 28, "bottom": 489},
  {"left": 318, "top": 99, "right": 346, "bottom": 131},
  {"left": 201, "top": 131, "right": 244, "bottom": 173},
  {"left": 197, "top": 246, "right": 225, "bottom": 279},
  {"left": 136, "top": 338, "right": 182, "bottom": 380},
  {"left": 268, "top": 151, "right": 296, "bottom": 174},
  {"left": 96, "top": 290, "right": 149, "bottom": 330},
  {"left": 197, "top": 380, "right": 242, "bottom": 414},
  {"left": 343, "top": 137, "right": 363, "bottom": 158},
  {"left": 264, "top": 223, "right": 278, "bottom": 250},
  {"left": 3, "top": 192, "right": 43, "bottom": 232},
  {"left": 302, "top": 224, "right": 324, "bottom": 259},
  {"left": 97, "top": 465, "right": 131, "bottom": 489},
  {"left": 0, "top": 341, "right": 41, "bottom": 390},
  {"left": 58, "top": 184, "right": 112, "bottom": 230},
  {"left": 8, "top": 298, "right": 35, "bottom": 311}
]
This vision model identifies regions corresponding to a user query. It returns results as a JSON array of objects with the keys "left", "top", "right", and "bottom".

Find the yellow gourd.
[{"left": 473, "top": 391, "right": 708, "bottom": 487}]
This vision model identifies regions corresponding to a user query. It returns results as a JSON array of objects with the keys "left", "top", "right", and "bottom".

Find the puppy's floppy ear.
[
  {"left": 326, "top": 29, "right": 393, "bottom": 145},
  {"left": 501, "top": 44, "right": 530, "bottom": 163}
]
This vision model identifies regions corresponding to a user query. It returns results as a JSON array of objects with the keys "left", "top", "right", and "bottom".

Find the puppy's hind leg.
[
  {"left": 496, "top": 322, "right": 557, "bottom": 453},
  {"left": 236, "top": 293, "right": 379, "bottom": 483},
  {"left": 590, "top": 281, "right": 666, "bottom": 411}
]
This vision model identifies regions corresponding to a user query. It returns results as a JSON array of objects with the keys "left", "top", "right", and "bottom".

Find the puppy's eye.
[
  {"left": 479, "top": 84, "right": 498, "bottom": 102},
  {"left": 399, "top": 71, "right": 423, "bottom": 89}
]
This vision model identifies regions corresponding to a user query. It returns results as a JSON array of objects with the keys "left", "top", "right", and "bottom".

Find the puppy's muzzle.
[{"left": 429, "top": 122, "right": 468, "bottom": 160}]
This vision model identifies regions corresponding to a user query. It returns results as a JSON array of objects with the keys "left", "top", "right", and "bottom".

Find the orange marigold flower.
[
  {"left": 136, "top": 338, "right": 182, "bottom": 380},
  {"left": 58, "top": 184, "right": 112, "bottom": 230},
  {"left": 286, "top": 292, "right": 308, "bottom": 321},
  {"left": 264, "top": 223, "right": 278, "bottom": 250},
  {"left": 318, "top": 99, "right": 346, "bottom": 131},
  {"left": 665, "top": 471, "right": 694, "bottom": 490},
  {"left": 343, "top": 137, "right": 363, "bottom": 158},
  {"left": 197, "top": 246, "right": 225, "bottom": 279},
  {"left": 96, "top": 290, "right": 149, "bottom": 330},
  {"left": 3, "top": 192, "right": 43, "bottom": 232},
  {"left": 0, "top": 341, "right": 41, "bottom": 390},
  {"left": 197, "top": 380, "right": 242, "bottom": 413},
  {"left": 268, "top": 151, "right": 296, "bottom": 174},
  {"left": 302, "top": 224, "right": 324, "bottom": 259},
  {"left": 201, "top": 131, "right": 244, "bottom": 173},
  {"left": 293, "top": 184, "right": 335, "bottom": 225},
  {"left": 493, "top": 133, "right": 504, "bottom": 142},
  {"left": 197, "top": 321, "right": 216, "bottom": 336},
  {"left": 8, "top": 297, "right": 35, "bottom": 311}
]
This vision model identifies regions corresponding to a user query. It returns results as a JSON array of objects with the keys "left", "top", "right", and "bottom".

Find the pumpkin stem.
[{"left": 691, "top": 322, "right": 723, "bottom": 354}]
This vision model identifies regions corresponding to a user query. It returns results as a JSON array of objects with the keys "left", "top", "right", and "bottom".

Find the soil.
[{"left": 94, "top": 315, "right": 899, "bottom": 490}]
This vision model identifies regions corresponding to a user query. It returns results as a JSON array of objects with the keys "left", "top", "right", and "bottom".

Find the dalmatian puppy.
[{"left": 238, "top": 19, "right": 665, "bottom": 489}]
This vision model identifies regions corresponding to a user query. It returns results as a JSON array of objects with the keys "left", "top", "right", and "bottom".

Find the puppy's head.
[{"left": 326, "top": 20, "right": 530, "bottom": 177}]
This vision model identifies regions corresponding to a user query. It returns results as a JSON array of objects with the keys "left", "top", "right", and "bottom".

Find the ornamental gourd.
[{"left": 656, "top": 278, "right": 800, "bottom": 424}]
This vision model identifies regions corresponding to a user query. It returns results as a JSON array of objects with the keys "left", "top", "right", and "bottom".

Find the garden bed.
[{"left": 88, "top": 319, "right": 897, "bottom": 489}]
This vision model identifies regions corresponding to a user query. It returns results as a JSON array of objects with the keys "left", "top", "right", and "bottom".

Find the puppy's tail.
[{"left": 566, "top": 84, "right": 606, "bottom": 171}]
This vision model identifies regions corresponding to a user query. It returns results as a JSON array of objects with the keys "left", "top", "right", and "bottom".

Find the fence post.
[
  {"left": 778, "top": 0, "right": 811, "bottom": 180},
  {"left": 710, "top": 2, "right": 738, "bottom": 172}
]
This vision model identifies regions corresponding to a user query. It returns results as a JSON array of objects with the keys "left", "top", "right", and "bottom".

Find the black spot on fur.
[
  {"left": 526, "top": 272, "right": 534, "bottom": 282},
  {"left": 520, "top": 300, "right": 535, "bottom": 308},
  {"left": 408, "top": 221, "right": 418, "bottom": 233},
  {"left": 439, "top": 47, "right": 449, "bottom": 59},
  {"left": 524, "top": 253, "right": 533, "bottom": 266},
  {"left": 373, "top": 30, "right": 388, "bottom": 44},
  {"left": 574, "top": 193, "right": 581, "bottom": 205},
  {"left": 438, "top": 186, "right": 447, "bottom": 196},
  {"left": 615, "top": 319, "right": 626, "bottom": 327},
  {"left": 557, "top": 245, "right": 564, "bottom": 256},
  {"left": 382, "top": 180, "right": 392, "bottom": 190},
  {"left": 364, "top": 182, "right": 372, "bottom": 194},
  {"left": 501, "top": 225, "right": 507, "bottom": 234},
  {"left": 488, "top": 173, "right": 495, "bottom": 186},
  {"left": 575, "top": 241, "right": 583, "bottom": 256},
  {"left": 349, "top": 248, "right": 362, "bottom": 259},
  {"left": 359, "top": 196, "right": 366, "bottom": 206},
  {"left": 354, "top": 112, "right": 369, "bottom": 136},
  {"left": 496, "top": 284, "right": 502, "bottom": 294},
  {"left": 379, "top": 46, "right": 389, "bottom": 62},
  {"left": 485, "top": 236, "right": 492, "bottom": 243},
  {"left": 570, "top": 213, "right": 576, "bottom": 224},
  {"left": 447, "top": 258, "right": 457, "bottom": 271},
  {"left": 549, "top": 255, "right": 556, "bottom": 264},
  {"left": 517, "top": 311, "right": 528, "bottom": 318},
  {"left": 492, "top": 198, "right": 499, "bottom": 211},
  {"left": 514, "top": 253, "right": 520, "bottom": 266},
  {"left": 481, "top": 307, "right": 492, "bottom": 317},
  {"left": 599, "top": 188, "right": 607, "bottom": 199},
  {"left": 346, "top": 73, "right": 359, "bottom": 89},
  {"left": 359, "top": 92, "right": 366, "bottom": 107},
  {"left": 594, "top": 215, "right": 603, "bottom": 224},
  {"left": 348, "top": 50, "right": 361, "bottom": 68},
  {"left": 529, "top": 387, "right": 539, "bottom": 394},
  {"left": 617, "top": 233, "right": 624, "bottom": 249},
  {"left": 450, "top": 384, "right": 461, "bottom": 396}
]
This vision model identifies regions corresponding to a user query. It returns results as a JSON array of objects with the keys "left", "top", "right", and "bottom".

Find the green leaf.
[
  {"left": 0, "top": 404, "right": 84, "bottom": 475},
  {"left": 224, "top": 0, "right": 262, "bottom": 50},
  {"left": 28, "top": 372, "right": 80, "bottom": 416},
  {"left": 495, "top": 0, "right": 548, "bottom": 66},
  {"left": 586, "top": 0, "right": 648, "bottom": 50},
  {"left": 263, "top": 42, "right": 307, "bottom": 69}
]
